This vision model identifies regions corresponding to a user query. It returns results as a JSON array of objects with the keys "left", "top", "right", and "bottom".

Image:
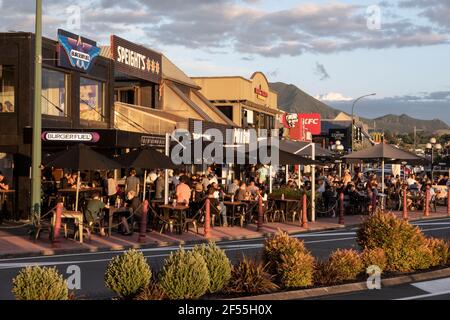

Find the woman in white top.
[{"left": 107, "top": 172, "right": 118, "bottom": 205}]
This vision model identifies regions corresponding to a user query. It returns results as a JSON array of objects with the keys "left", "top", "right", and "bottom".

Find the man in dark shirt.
[
  {"left": 85, "top": 193, "right": 109, "bottom": 236},
  {"left": 120, "top": 191, "right": 142, "bottom": 235}
]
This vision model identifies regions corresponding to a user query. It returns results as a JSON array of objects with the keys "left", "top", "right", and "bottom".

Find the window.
[
  {"left": 217, "top": 106, "right": 233, "bottom": 121},
  {"left": 42, "top": 68, "right": 67, "bottom": 117},
  {"left": 0, "top": 65, "right": 15, "bottom": 113},
  {"left": 80, "top": 77, "right": 105, "bottom": 122}
]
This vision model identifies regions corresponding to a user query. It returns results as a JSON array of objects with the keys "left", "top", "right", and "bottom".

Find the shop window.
[
  {"left": 42, "top": 68, "right": 67, "bottom": 117},
  {"left": 0, "top": 65, "right": 15, "bottom": 113},
  {"left": 80, "top": 77, "right": 105, "bottom": 122}
]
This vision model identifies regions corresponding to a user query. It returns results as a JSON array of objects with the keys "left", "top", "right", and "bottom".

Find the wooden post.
[
  {"left": 257, "top": 194, "right": 264, "bottom": 231},
  {"left": 424, "top": 185, "right": 430, "bottom": 217},
  {"left": 52, "top": 202, "right": 63, "bottom": 247},
  {"left": 447, "top": 188, "right": 450, "bottom": 216},
  {"left": 205, "top": 198, "right": 211, "bottom": 238},
  {"left": 301, "top": 193, "right": 308, "bottom": 228},
  {"left": 138, "top": 200, "right": 149, "bottom": 243},
  {"left": 339, "top": 192, "right": 345, "bottom": 225},
  {"left": 402, "top": 186, "right": 408, "bottom": 221}
]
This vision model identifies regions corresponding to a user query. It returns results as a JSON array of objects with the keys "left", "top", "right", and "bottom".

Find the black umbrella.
[
  {"left": 116, "top": 147, "right": 179, "bottom": 201},
  {"left": 43, "top": 144, "right": 121, "bottom": 211},
  {"left": 342, "top": 143, "right": 425, "bottom": 193}
]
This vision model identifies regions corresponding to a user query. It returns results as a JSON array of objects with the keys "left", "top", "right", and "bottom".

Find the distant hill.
[
  {"left": 270, "top": 82, "right": 449, "bottom": 134},
  {"left": 270, "top": 82, "right": 341, "bottom": 119}
]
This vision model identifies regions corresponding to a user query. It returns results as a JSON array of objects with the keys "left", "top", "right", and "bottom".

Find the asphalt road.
[
  {"left": 0, "top": 217, "right": 449, "bottom": 300},
  {"left": 312, "top": 277, "right": 450, "bottom": 300}
]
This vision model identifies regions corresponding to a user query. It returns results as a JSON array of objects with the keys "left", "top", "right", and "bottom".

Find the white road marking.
[
  {"left": 411, "top": 278, "right": 450, "bottom": 294},
  {"left": 396, "top": 291, "right": 450, "bottom": 300}
]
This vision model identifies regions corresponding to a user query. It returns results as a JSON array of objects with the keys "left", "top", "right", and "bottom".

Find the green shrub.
[
  {"left": 193, "top": 242, "right": 232, "bottom": 293},
  {"left": 357, "top": 212, "right": 432, "bottom": 272},
  {"left": 158, "top": 248, "right": 210, "bottom": 300},
  {"left": 315, "top": 249, "right": 363, "bottom": 285},
  {"left": 263, "top": 230, "right": 307, "bottom": 274},
  {"left": 270, "top": 188, "right": 304, "bottom": 200},
  {"left": 104, "top": 249, "right": 152, "bottom": 299},
  {"left": 425, "top": 238, "right": 450, "bottom": 267},
  {"left": 134, "top": 282, "right": 166, "bottom": 300},
  {"left": 12, "top": 266, "right": 68, "bottom": 300},
  {"left": 361, "top": 248, "right": 387, "bottom": 273},
  {"left": 278, "top": 251, "right": 315, "bottom": 288},
  {"left": 226, "top": 258, "right": 278, "bottom": 294}
]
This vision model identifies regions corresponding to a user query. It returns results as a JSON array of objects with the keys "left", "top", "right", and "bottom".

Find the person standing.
[
  {"left": 106, "top": 172, "right": 118, "bottom": 205},
  {"left": 125, "top": 169, "right": 140, "bottom": 196}
]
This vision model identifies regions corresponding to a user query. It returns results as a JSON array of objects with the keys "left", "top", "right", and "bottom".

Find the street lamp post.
[
  {"left": 426, "top": 137, "right": 442, "bottom": 182},
  {"left": 31, "top": 0, "right": 43, "bottom": 224},
  {"left": 351, "top": 93, "right": 376, "bottom": 152}
]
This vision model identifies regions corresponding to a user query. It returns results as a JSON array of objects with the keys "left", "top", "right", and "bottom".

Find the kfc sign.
[{"left": 281, "top": 113, "right": 321, "bottom": 141}]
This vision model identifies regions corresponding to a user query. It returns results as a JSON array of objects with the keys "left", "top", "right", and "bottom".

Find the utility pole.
[{"left": 31, "top": 0, "right": 43, "bottom": 223}]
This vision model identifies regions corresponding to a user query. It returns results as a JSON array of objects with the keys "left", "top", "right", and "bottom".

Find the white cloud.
[{"left": 315, "top": 92, "right": 353, "bottom": 102}]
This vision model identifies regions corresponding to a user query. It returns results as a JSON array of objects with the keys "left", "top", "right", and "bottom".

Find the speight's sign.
[
  {"left": 111, "top": 35, "right": 162, "bottom": 83},
  {"left": 42, "top": 132, "right": 100, "bottom": 143},
  {"left": 57, "top": 29, "right": 100, "bottom": 72}
]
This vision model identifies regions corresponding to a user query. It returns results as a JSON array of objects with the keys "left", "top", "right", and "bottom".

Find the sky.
[{"left": 0, "top": 0, "right": 449, "bottom": 124}]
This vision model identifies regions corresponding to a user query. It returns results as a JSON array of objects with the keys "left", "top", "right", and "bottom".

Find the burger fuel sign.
[{"left": 111, "top": 35, "right": 162, "bottom": 83}]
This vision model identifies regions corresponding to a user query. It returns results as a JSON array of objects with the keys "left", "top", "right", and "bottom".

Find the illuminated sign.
[
  {"left": 57, "top": 29, "right": 100, "bottom": 72},
  {"left": 42, "top": 132, "right": 100, "bottom": 143},
  {"left": 281, "top": 113, "right": 321, "bottom": 141},
  {"left": 111, "top": 35, "right": 162, "bottom": 83}
]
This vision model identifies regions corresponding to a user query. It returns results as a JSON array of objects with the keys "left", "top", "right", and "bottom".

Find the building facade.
[{"left": 192, "top": 72, "right": 281, "bottom": 132}]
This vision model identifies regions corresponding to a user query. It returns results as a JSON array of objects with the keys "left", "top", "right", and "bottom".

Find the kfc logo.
[{"left": 283, "top": 114, "right": 299, "bottom": 128}]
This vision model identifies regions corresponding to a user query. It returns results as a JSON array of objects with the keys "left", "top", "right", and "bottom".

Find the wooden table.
[
  {"left": 106, "top": 207, "right": 129, "bottom": 236},
  {"left": 269, "top": 198, "right": 301, "bottom": 222},
  {"left": 53, "top": 211, "right": 84, "bottom": 243},
  {"left": 158, "top": 204, "right": 189, "bottom": 234},
  {"left": 223, "top": 201, "right": 246, "bottom": 227}
]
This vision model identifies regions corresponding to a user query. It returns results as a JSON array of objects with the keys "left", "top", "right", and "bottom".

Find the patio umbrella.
[
  {"left": 342, "top": 143, "right": 425, "bottom": 193},
  {"left": 116, "top": 147, "right": 179, "bottom": 201},
  {"left": 43, "top": 144, "right": 122, "bottom": 211}
]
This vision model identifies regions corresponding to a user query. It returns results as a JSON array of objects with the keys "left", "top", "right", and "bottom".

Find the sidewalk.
[{"left": 0, "top": 208, "right": 448, "bottom": 259}]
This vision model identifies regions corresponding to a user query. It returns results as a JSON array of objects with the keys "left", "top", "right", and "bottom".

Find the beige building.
[
  {"left": 193, "top": 72, "right": 282, "bottom": 131},
  {"left": 101, "top": 44, "right": 234, "bottom": 136}
]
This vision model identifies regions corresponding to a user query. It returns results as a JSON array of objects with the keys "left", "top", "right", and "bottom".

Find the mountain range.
[{"left": 270, "top": 82, "right": 449, "bottom": 134}]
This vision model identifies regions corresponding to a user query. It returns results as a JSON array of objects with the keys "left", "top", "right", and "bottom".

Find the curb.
[
  {"left": 229, "top": 267, "right": 450, "bottom": 300},
  {"left": 0, "top": 225, "right": 346, "bottom": 260}
]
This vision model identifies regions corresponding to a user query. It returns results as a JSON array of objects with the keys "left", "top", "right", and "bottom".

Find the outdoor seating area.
[{"left": 0, "top": 141, "right": 449, "bottom": 251}]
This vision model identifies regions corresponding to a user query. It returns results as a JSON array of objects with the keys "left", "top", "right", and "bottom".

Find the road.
[
  {"left": 0, "top": 217, "right": 449, "bottom": 300},
  {"left": 312, "top": 277, "right": 450, "bottom": 300}
]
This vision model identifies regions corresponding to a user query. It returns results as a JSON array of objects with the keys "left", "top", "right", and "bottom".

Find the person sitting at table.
[
  {"left": 59, "top": 172, "right": 71, "bottom": 190},
  {"left": 119, "top": 191, "right": 142, "bottom": 236},
  {"left": 208, "top": 183, "right": 228, "bottom": 227},
  {"left": 235, "top": 182, "right": 249, "bottom": 201},
  {"left": 227, "top": 179, "right": 240, "bottom": 196},
  {"left": 176, "top": 175, "right": 192, "bottom": 206},
  {"left": 407, "top": 174, "right": 418, "bottom": 187},
  {"left": 342, "top": 169, "right": 352, "bottom": 186},
  {"left": 0, "top": 171, "right": 10, "bottom": 191},
  {"left": 69, "top": 172, "right": 78, "bottom": 189},
  {"left": 247, "top": 181, "right": 259, "bottom": 198},
  {"left": 437, "top": 175, "right": 448, "bottom": 186},
  {"left": 85, "top": 192, "right": 109, "bottom": 237}
]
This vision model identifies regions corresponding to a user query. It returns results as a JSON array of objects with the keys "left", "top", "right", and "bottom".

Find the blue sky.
[{"left": 0, "top": 0, "right": 449, "bottom": 124}]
